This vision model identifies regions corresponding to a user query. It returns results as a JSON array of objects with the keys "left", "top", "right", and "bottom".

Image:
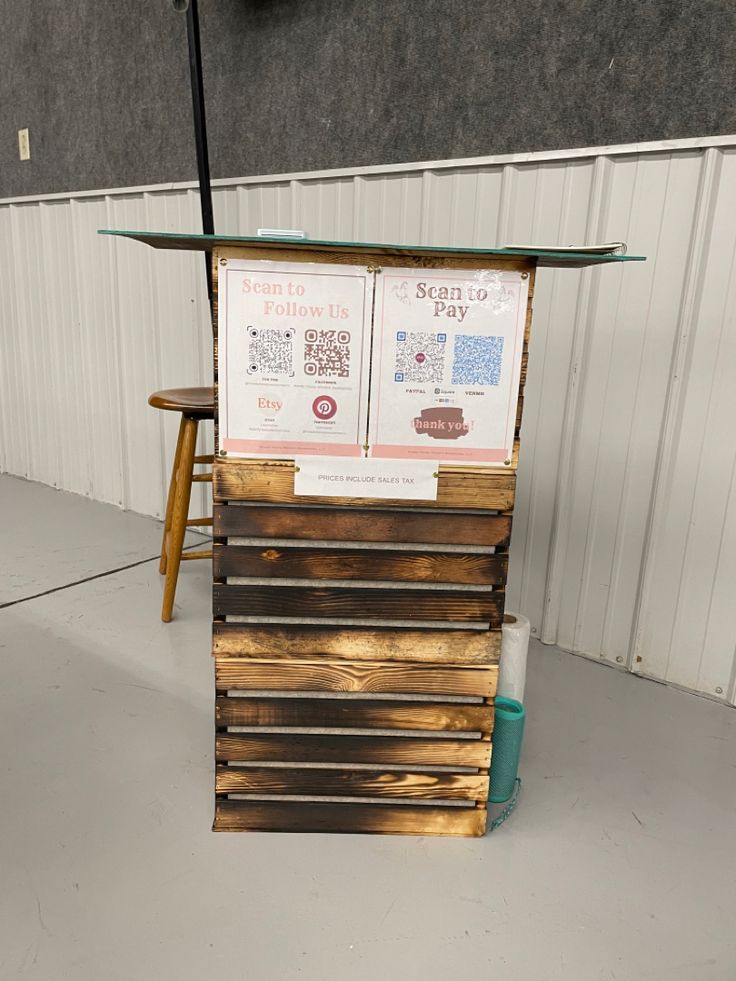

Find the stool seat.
[{"left": 148, "top": 386, "right": 214, "bottom": 418}]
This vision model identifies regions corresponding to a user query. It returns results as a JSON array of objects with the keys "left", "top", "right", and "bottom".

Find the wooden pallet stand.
[{"left": 101, "top": 230, "right": 643, "bottom": 836}]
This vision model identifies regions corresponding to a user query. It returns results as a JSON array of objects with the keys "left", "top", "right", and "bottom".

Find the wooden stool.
[{"left": 149, "top": 387, "right": 215, "bottom": 621}]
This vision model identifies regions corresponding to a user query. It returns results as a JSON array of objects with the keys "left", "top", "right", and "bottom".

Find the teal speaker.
[{"left": 489, "top": 697, "right": 525, "bottom": 804}]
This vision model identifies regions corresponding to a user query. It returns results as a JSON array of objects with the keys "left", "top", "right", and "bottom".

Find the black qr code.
[
  {"left": 451, "top": 335, "right": 504, "bottom": 385},
  {"left": 303, "top": 329, "right": 351, "bottom": 378},
  {"left": 394, "top": 331, "right": 447, "bottom": 383},
  {"left": 246, "top": 327, "right": 294, "bottom": 376}
]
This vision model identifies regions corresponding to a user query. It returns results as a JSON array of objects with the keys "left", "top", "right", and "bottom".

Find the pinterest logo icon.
[{"left": 312, "top": 395, "right": 337, "bottom": 420}]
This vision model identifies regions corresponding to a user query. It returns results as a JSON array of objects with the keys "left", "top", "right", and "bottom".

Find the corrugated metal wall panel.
[
  {"left": 546, "top": 153, "right": 706, "bottom": 667},
  {"left": 2, "top": 139, "right": 735, "bottom": 701},
  {"left": 504, "top": 161, "right": 594, "bottom": 647},
  {"left": 634, "top": 149, "right": 736, "bottom": 702}
]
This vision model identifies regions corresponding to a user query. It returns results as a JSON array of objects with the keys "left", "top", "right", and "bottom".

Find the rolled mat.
[{"left": 489, "top": 696, "right": 526, "bottom": 804}]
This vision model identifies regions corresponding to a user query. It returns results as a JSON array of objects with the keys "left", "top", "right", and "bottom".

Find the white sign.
[
  {"left": 294, "top": 457, "right": 439, "bottom": 500},
  {"left": 218, "top": 259, "right": 373, "bottom": 458},
  {"left": 367, "top": 267, "right": 529, "bottom": 466}
]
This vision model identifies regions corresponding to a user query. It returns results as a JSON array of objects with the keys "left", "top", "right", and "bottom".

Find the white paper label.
[
  {"left": 367, "top": 267, "right": 529, "bottom": 466},
  {"left": 294, "top": 457, "right": 438, "bottom": 500}
]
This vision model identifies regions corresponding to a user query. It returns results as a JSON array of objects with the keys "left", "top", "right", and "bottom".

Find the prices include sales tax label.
[
  {"left": 367, "top": 267, "right": 529, "bottom": 466},
  {"left": 218, "top": 259, "right": 373, "bottom": 458},
  {"left": 294, "top": 457, "right": 438, "bottom": 501}
]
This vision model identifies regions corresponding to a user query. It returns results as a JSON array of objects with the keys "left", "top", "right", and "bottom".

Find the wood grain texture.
[
  {"left": 215, "top": 732, "right": 491, "bottom": 767},
  {"left": 212, "top": 624, "right": 502, "bottom": 664},
  {"left": 213, "top": 460, "right": 516, "bottom": 510},
  {"left": 213, "top": 505, "right": 512, "bottom": 547},
  {"left": 216, "top": 244, "right": 534, "bottom": 273},
  {"left": 524, "top": 281, "right": 535, "bottom": 343},
  {"left": 215, "top": 658, "right": 497, "bottom": 696},
  {"left": 515, "top": 396, "right": 524, "bottom": 434},
  {"left": 213, "top": 799, "right": 486, "bottom": 835},
  {"left": 216, "top": 766, "right": 489, "bottom": 801},
  {"left": 214, "top": 544, "right": 507, "bottom": 585},
  {"left": 215, "top": 696, "right": 493, "bottom": 732},
  {"left": 213, "top": 584, "right": 503, "bottom": 623}
]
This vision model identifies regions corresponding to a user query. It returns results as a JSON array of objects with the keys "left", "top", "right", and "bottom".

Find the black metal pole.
[{"left": 176, "top": 0, "right": 215, "bottom": 315}]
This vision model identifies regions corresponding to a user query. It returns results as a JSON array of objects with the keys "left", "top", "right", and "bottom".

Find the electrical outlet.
[{"left": 18, "top": 128, "right": 30, "bottom": 161}]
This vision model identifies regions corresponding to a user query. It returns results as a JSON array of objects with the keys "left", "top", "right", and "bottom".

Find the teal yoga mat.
[{"left": 489, "top": 696, "right": 525, "bottom": 804}]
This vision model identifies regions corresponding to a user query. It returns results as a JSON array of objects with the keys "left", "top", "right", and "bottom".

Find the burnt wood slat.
[
  {"left": 213, "top": 505, "right": 512, "bottom": 547},
  {"left": 213, "top": 584, "right": 504, "bottom": 623},
  {"left": 515, "top": 396, "right": 524, "bottom": 434},
  {"left": 524, "top": 290, "right": 534, "bottom": 343},
  {"left": 212, "top": 624, "right": 502, "bottom": 664},
  {"left": 214, "top": 800, "right": 487, "bottom": 835},
  {"left": 519, "top": 350, "right": 528, "bottom": 390},
  {"left": 214, "top": 544, "right": 507, "bottom": 585},
  {"left": 213, "top": 460, "right": 516, "bottom": 510},
  {"left": 216, "top": 766, "right": 489, "bottom": 801},
  {"left": 212, "top": 243, "right": 534, "bottom": 272},
  {"left": 215, "top": 658, "right": 497, "bottom": 696},
  {"left": 215, "top": 696, "right": 492, "bottom": 732},
  {"left": 215, "top": 732, "right": 491, "bottom": 767}
]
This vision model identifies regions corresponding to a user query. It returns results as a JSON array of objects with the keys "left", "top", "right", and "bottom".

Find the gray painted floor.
[{"left": 1, "top": 474, "right": 735, "bottom": 981}]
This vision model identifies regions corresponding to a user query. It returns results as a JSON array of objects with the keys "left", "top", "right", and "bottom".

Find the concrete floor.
[{"left": 1, "top": 473, "right": 735, "bottom": 981}]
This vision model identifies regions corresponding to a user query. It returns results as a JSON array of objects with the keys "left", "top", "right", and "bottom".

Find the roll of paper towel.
[{"left": 499, "top": 612, "right": 531, "bottom": 702}]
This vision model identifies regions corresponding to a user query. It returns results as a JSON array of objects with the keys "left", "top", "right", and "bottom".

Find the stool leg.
[
  {"left": 161, "top": 416, "right": 199, "bottom": 622},
  {"left": 159, "top": 415, "right": 187, "bottom": 574}
]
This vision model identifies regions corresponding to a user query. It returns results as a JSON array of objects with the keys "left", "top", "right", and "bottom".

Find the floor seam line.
[{"left": 0, "top": 541, "right": 210, "bottom": 610}]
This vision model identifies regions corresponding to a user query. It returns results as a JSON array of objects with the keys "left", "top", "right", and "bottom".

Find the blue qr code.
[{"left": 451, "top": 335, "right": 504, "bottom": 386}]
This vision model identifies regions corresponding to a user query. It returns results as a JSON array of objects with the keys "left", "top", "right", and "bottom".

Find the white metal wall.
[{"left": 1, "top": 138, "right": 735, "bottom": 703}]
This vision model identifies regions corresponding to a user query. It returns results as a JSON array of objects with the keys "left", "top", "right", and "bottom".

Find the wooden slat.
[
  {"left": 524, "top": 281, "right": 534, "bottom": 343},
  {"left": 215, "top": 243, "right": 533, "bottom": 272},
  {"left": 212, "top": 624, "right": 502, "bottom": 664},
  {"left": 515, "top": 396, "right": 524, "bottom": 434},
  {"left": 215, "top": 696, "right": 493, "bottom": 732},
  {"left": 216, "top": 766, "right": 489, "bottom": 801},
  {"left": 213, "top": 460, "right": 516, "bottom": 509},
  {"left": 213, "top": 505, "right": 512, "bottom": 546},
  {"left": 214, "top": 544, "right": 507, "bottom": 585},
  {"left": 215, "top": 732, "right": 491, "bottom": 767},
  {"left": 214, "top": 800, "right": 486, "bottom": 836},
  {"left": 215, "top": 658, "right": 497, "bottom": 696},
  {"left": 519, "top": 349, "right": 528, "bottom": 389},
  {"left": 213, "top": 584, "right": 503, "bottom": 623}
]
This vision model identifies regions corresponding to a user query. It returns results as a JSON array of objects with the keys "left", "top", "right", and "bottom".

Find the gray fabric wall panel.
[
  {"left": 2, "top": 0, "right": 735, "bottom": 199},
  {"left": 0, "top": 1, "right": 193, "bottom": 197}
]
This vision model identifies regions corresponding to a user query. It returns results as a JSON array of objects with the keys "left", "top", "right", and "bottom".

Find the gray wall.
[{"left": 2, "top": 0, "right": 736, "bottom": 199}]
